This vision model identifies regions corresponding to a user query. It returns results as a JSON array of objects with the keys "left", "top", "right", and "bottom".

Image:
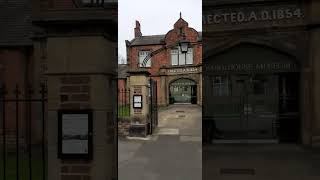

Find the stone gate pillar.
[
  {"left": 31, "top": 1, "right": 117, "bottom": 179},
  {"left": 310, "top": 0, "right": 320, "bottom": 147},
  {"left": 45, "top": 36, "right": 117, "bottom": 180},
  {"left": 127, "top": 69, "right": 151, "bottom": 137}
]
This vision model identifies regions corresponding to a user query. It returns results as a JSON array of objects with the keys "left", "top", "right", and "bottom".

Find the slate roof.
[
  {"left": 117, "top": 64, "right": 129, "bottom": 79},
  {"left": 129, "top": 32, "right": 202, "bottom": 46},
  {"left": 130, "top": 35, "right": 166, "bottom": 46},
  {"left": 0, "top": 0, "right": 33, "bottom": 46}
]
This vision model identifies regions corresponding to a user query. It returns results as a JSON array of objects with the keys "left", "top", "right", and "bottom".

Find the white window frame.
[
  {"left": 171, "top": 49, "right": 179, "bottom": 66},
  {"left": 138, "top": 51, "right": 151, "bottom": 67},
  {"left": 171, "top": 47, "right": 193, "bottom": 66},
  {"left": 186, "top": 48, "right": 193, "bottom": 65}
]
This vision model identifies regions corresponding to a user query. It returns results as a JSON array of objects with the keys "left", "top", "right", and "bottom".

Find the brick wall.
[
  {"left": 0, "top": 49, "right": 28, "bottom": 132},
  {"left": 59, "top": 76, "right": 91, "bottom": 109},
  {"left": 118, "top": 78, "right": 129, "bottom": 105},
  {"left": 128, "top": 44, "right": 164, "bottom": 72},
  {"left": 59, "top": 76, "right": 92, "bottom": 180},
  {"left": 60, "top": 164, "right": 91, "bottom": 180},
  {"left": 118, "top": 117, "right": 130, "bottom": 137}
]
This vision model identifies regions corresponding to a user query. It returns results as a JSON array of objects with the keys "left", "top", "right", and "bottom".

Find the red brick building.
[
  {"left": 123, "top": 17, "right": 202, "bottom": 106},
  {"left": 117, "top": 64, "right": 129, "bottom": 105}
]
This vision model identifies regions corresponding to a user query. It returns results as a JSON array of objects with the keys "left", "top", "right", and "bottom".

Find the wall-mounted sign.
[
  {"left": 170, "top": 78, "right": 197, "bottom": 86},
  {"left": 204, "top": 63, "right": 298, "bottom": 72},
  {"left": 58, "top": 110, "right": 93, "bottom": 159},
  {"left": 133, "top": 95, "right": 142, "bottom": 109},
  {"left": 133, "top": 86, "right": 142, "bottom": 94},
  {"left": 168, "top": 67, "right": 198, "bottom": 74}
]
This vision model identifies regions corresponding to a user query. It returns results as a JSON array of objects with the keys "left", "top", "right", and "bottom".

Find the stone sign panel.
[
  {"left": 203, "top": 3, "right": 306, "bottom": 31},
  {"left": 167, "top": 67, "right": 199, "bottom": 75},
  {"left": 133, "top": 86, "right": 142, "bottom": 94},
  {"left": 204, "top": 62, "right": 299, "bottom": 73}
]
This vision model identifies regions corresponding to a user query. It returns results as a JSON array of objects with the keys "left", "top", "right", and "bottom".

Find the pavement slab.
[
  {"left": 118, "top": 105, "right": 202, "bottom": 180},
  {"left": 203, "top": 144, "right": 320, "bottom": 179}
]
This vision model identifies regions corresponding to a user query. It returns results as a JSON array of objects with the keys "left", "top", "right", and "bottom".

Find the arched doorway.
[
  {"left": 203, "top": 43, "right": 301, "bottom": 143},
  {"left": 169, "top": 78, "right": 197, "bottom": 104}
]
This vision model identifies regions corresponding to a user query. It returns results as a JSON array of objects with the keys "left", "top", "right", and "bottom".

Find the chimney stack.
[{"left": 134, "top": 20, "right": 142, "bottom": 38}]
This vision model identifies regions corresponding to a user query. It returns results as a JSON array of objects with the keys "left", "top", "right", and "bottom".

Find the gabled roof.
[
  {"left": 129, "top": 32, "right": 202, "bottom": 46},
  {"left": 0, "top": 0, "right": 33, "bottom": 46}
]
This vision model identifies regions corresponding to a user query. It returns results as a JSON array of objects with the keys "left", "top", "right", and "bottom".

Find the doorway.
[
  {"left": 212, "top": 74, "right": 278, "bottom": 140},
  {"left": 169, "top": 78, "right": 197, "bottom": 104}
]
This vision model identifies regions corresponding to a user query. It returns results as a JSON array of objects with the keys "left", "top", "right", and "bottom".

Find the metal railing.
[
  {"left": 117, "top": 88, "right": 130, "bottom": 118},
  {"left": 0, "top": 84, "right": 47, "bottom": 180}
]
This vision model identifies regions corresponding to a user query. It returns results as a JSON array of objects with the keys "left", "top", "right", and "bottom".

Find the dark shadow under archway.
[
  {"left": 169, "top": 78, "right": 197, "bottom": 104},
  {"left": 203, "top": 43, "right": 301, "bottom": 143}
]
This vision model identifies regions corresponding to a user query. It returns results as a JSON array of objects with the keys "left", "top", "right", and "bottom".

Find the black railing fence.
[
  {"left": 148, "top": 79, "right": 158, "bottom": 135},
  {"left": 117, "top": 88, "right": 130, "bottom": 118},
  {"left": 0, "top": 84, "right": 47, "bottom": 180}
]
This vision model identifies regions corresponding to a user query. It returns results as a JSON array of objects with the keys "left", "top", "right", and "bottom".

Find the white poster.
[
  {"left": 133, "top": 96, "right": 142, "bottom": 108},
  {"left": 62, "top": 114, "right": 89, "bottom": 154}
]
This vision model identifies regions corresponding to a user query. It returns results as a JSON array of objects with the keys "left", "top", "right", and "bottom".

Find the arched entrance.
[
  {"left": 169, "top": 78, "right": 197, "bottom": 104},
  {"left": 203, "top": 43, "right": 301, "bottom": 143}
]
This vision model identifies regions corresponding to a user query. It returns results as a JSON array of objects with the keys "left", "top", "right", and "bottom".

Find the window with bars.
[
  {"left": 138, "top": 51, "right": 151, "bottom": 67},
  {"left": 171, "top": 47, "right": 193, "bottom": 66}
]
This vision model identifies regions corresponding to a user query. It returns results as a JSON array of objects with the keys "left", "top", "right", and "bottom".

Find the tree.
[{"left": 118, "top": 54, "right": 127, "bottom": 64}]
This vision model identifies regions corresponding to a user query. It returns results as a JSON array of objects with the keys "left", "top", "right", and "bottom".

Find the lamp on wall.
[{"left": 179, "top": 33, "right": 190, "bottom": 54}]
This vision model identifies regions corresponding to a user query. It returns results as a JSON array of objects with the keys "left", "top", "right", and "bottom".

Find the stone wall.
[
  {"left": 118, "top": 117, "right": 130, "bottom": 137},
  {"left": 46, "top": 36, "right": 117, "bottom": 180}
]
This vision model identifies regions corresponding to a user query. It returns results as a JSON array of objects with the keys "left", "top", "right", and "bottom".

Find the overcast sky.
[{"left": 118, "top": 0, "right": 202, "bottom": 63}]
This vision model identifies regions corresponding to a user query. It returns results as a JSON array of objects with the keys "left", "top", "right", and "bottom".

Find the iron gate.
[
  {"left": 0, "top": 84, "right": 47, "bottom": 180},
  {"left": 204, "top": 74, "right": 278, "bottom": 140},
  {"left": 148, "top": 79, "right": 158, "bottom": 135}
]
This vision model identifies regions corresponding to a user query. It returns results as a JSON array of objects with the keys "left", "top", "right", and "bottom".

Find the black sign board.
[
  {"left": 58, "top": 109, "right": 93, "bottom": 160},
  {"left": 133, "top": 95, "right": 143, "bottom": 109}
]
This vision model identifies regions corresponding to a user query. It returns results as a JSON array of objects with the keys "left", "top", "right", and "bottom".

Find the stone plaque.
[
  {"left": 133, "top": 86, "right": 142, "bottom": 94},
  {"left": 204, "top": 63, "right": 299, "bottom": 73},
  {"left": 203, "top": 3, "right": 306, "bottom": 31},
  {"left": 167, "top": 67, "right": 199, "bottom": 75}
]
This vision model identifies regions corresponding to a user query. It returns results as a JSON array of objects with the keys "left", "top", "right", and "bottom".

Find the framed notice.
[
  {"left": 58, "top": 109, "right": 93, "bottom": 159},
  {"left": 133, "top": 95, "right": 142, "bottom": 109}
]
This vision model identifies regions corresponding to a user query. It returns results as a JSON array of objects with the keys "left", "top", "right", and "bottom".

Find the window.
[
  {"left": 179, "top": 28, "right": 183, "bottom": 35},
  {"left": 171, "top": 49, "right": 178, "bottom": 65},
  {"left": 138, "top": 51, "right": 151, "bottom": 67},
  {"left": 213, "top": 76, "right": 230, "bottom": 96},
  {"left": 186, "top": 48, "right": 193, "bottom": 65},
  {"left": 171, "top": 47, "right": 193, "bottom": 66}
]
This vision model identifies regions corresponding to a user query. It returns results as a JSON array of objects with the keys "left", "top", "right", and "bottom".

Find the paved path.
[
  {"left": 203, "top": 144, "right": 320, "bottom": 180},
  {"left": 119, "top": 105, "right": 202, "bottom": 180}
]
